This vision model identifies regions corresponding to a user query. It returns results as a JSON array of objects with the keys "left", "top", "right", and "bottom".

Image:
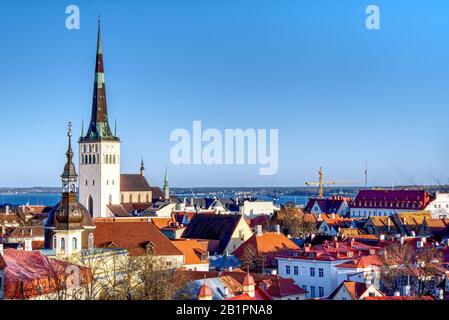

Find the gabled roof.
[
  {"left": 172, "top": 239, "right": 209, "bottom": 265},
  {"left": 7, "top": 226, "right": 44, "bottom": 238},
  {"left": 181, "top": 214, "right": 247, "bottom": 253},
  {"left": 120, "top": 174, "right": 151, "bottom": 192},
  {"left": 93, "top": 218, "right": 183, "bottom": 256},
  {"left": 328, "top": 281, "right": 373, "bottom": 300},
  {"left": 304, "top": 198, "right": 348, "bottom": 213},
  {"left": 234, "top": 232, "right": 299, "bottom": 266},
  {"left": 421, "top": 218, "right": 449, "bottom": 238}
]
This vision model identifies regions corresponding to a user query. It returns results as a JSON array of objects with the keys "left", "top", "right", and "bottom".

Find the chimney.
[
  {"left": 228, "top": 266, "right": 233, "bottom": 272},
  {"left": 275, "top": 224, "right": 281, "bottom": 234},
  {"left": 304, "top": 243, "right": 312, "bottom": 252},
  {"left": 0, "top": 243, "right": 3, "bottom": 255},
  {"left": 5, "top": 205, "right": 9, "bottom": 214},
  {"left": 255, "top": 225, "right": 263, "bottom": 236},
  {"left": 400, "top": 236, "right": 405, "bottom": 246},
  {"left": 311, "top": 233, "right": 316, "bottom": 240},
  {"left": 394, "top": 291, "right": 401, "bottom": 297},
  {"left": 331, "top": 213, "right": 335, "bottom": 219},
  {"left": 411, "top": 231, "right": 416, "bottom": 237},
  {"left": 421, "top": 237, "right": 427, "bottom": 243}
]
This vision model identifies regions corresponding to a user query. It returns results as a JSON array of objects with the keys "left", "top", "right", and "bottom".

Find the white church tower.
[{"left": 79, "top": 18, "right": 121, "bottom": 218}]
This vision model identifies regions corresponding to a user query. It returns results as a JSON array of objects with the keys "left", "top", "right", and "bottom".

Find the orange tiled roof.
[
  {"left": 234, "top": 232, "right": 299, "bottom": 256},
  {"left": 328, "top": 281, "right": 372, "bottom": 300},
  {"left": 336, "top": 254, "right": 383, "bottom": 269},
  {"left": 151, "top": 217, "right": 173, "bottom": 229},
  {"left": 93, "top": 219, "right": 183, "bottom": 256},
  {"left": 171, "top": 239, "right": 209, "bottom": 265}
]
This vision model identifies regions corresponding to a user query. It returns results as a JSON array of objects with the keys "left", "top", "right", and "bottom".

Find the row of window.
[
  {"left": 53, "top": 233, "right": 94, "bottom": 250},
  {"left": 82, "top": 144, "right": 99, "bottom": 153},
  {"left": 81, "top": 154, "right": 119, "bottom": 165},
  {"left": 121, "top": 193, "right": 150, "bottom": 203},
  {"left": 301, "top": 285, "right": 324, "bottom": 298},
  {"left": 285, "top": 266, "right": 324, "bottom": 277}
]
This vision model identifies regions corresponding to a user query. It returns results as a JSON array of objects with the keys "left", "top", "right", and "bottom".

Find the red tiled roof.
[
  {"left": 93, "top": 219, "right": 183, "bottom": 256},
  {"left": 2, "top": 249, "right": 91, "bottom": 299},
  {"left": 336, "top": 255, "right": 383, "bottom": 268},
  {"left": 120, "top": 174, "right": 151, "bottom": 192},
  {"left": 351, "top": 189, "right": 432, "bottom": 210},
  {"left": 304, "top": 197, "right": 349, "bottom": 213},
  {"left": 234, "top": 232, "right": 299, "bottom": 266},
  {"left": 276, "top": 239, "right": 380, "bottom": 262},
  {"left": 151, "top": 217, "right": 173, "bottom": 229}
]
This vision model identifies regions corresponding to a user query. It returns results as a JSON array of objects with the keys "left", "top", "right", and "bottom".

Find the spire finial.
[{"left": 114, "top": 119, "right": 117, "bottom": 136}]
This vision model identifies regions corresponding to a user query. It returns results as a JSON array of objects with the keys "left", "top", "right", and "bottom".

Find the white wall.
[
  {"left": 241, "top": 201, "right": 276, "bottom": 216},
  {"left": 277, "top": 258, "right": 352, "bottom": 299},
  {"left": 426, "top": 193, "right": 449, "bottom": 218},
  {"left": 79, "top": 141, "right": 121, "bottom": 218}
]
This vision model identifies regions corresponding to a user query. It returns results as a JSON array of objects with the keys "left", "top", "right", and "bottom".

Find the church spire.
[
  {"left": 62, "top": 122, "right": 78, "bottom": 184},
  {"left": 82, "top": 17, "right": 117, "bottom": 141},
  {"left": 140, "top": 157, "right": 145, "bottom": 176},
  {"left": 163, "top": 166, "right": 169, "bottom": 200}
]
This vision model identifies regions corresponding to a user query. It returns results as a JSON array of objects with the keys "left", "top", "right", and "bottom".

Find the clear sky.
[{"left": 0, "top": 0, "right": 449, "bottom": 188}]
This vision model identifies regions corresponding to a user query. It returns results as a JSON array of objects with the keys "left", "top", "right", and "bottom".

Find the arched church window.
[
  {"left": 85, "top": 180, "right": 88, "bottom": 186},
  {"left": 109, "top": 154, "right": 113, "bottom": 164},
  {"left": 89, "top": 154, "right": 92, "bottom": 164},
  {"left": 121, "top": 194, "right": 124, "bottom": 203},
  {"left": 105, "top": 155, "right": 109, "bottom": 164},
  {"left": 89, "top": 145, "right": 92, "bottom": 152},
  {"left": 53, "top": 235, "right": 57, "bottom": 250},
  {"left": 61, "top": 238, "right": 65, "bottom": 252},
  {"left": 88, "top": 233, "right": 94, "bottom": 249},
  {"left": 95, "top": 145, "right": 98, "bottom": 152},
  {"left": 93, "top": 180, "right": 95, "bottom": 186},
  {"left": 129, "top": 194, "right": 133, "bottom": 203},
  {"left": 85, "top": 155, "right": 88, "bottom": 164},
  {"left": 88, "top": 195, "right": 94, "bottom": 217},
  {"left": 113, "top": 155, "right": 116, "bottom": 164},
  {"left": 146, "top": 194, "right": 150, "bottom": 203},
  {"left": 138, "top": 194, "right": 141, "bottom": 203},
  {"left": 72, "top": 238, "right": 77, "bottom": 250}
]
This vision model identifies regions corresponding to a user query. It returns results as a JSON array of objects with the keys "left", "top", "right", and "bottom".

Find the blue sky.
[{"left": 0, "top": 0, "right": 449, "bottom": 187}]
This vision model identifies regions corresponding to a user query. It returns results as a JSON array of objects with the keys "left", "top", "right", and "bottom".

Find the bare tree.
[
  {"left": 379, "top": 242, "right": 443, "bottom": 296},
  {"left": 239, "top": 244, "right": 264, "bottom": 273}
]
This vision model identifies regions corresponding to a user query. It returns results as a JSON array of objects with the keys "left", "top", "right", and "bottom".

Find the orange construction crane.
[{"left": 305, "top": 167, "right": 357, "bottom": 199}]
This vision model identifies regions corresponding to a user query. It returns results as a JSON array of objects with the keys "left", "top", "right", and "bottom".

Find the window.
[
  {"left": 302, "top": 285, "right": 307, "bottom": 291},
  {"left": 93, "top": 180, "right": 95, "bottom": 186},
  {"left": 52, "top": 235, "right": 57, "bottom": 250},
  {"left": 310, "top": 267, "right": 315, "bottom": 277},
  {"left": 294, "top": 266, "right": 299, "bottom": 275},
  {"left": 318, "top": 268, "right": 324, "bottom": 277},
  {"left": 319, "top": 287, "right": 324, "bottom": 297},
  {"left": 85, "top": 180, "right": 88, "bottom": 186},
  {"left": 286, "top": 265, "right": 291, "bottom": 275},
  {"left": 61, "top": 238, "right": 65, "bottom": 252},
  {"left": 369, "top": 292, "right": 375, "bottom": 297},
  {"left": 88, "top": 233, "right": 94, "bottom": 249},
  {"left": 310, "top": 286, "right": 316, "bottom": 298},
  {"left": 121, "top": 194, "right": 124, "bottom": 203},
  {"left": 72, "top": 237, "right": 77, "bottom": 250}
]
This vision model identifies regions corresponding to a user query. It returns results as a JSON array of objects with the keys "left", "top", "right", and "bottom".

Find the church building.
[{"left": 78, "top": 19, "right": 166, "bottom": 218}]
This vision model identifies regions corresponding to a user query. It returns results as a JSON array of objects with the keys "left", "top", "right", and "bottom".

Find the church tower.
[
  {"left": 163, "top": 166, "right": 169, "bottom": 200},
  {"left": 79, "top": 18, "right": 121, "bottom": 218}
]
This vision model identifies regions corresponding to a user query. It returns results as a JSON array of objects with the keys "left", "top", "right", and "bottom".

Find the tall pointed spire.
[
  {"left": 140, "top": 157, "right": 145, "bottom": 176},
  {"left": 82, "top": 17, "right": 118, "bottom": 142},
  {"left": 163, "top": 166, "right": 169, "bottom": 200}
]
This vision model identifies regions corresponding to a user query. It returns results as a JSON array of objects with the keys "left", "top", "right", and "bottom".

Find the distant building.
[
  {"left": 171, "top": 239, "right": 210, "bottom": 271},
  {"left": 0, "top": 246, "right": 5, "bottom": 300},
  {"left": 239, "top": 200, "right": 278, "bottom": 217},
  {"left": 350, "top": 189, "right": 432, "bottom": 217},
  {"left": 425, "top": 192, "right": 449, "bottom": 218},
  {"left": 304, "top": 196, "right": 351, "bottom": 216}
]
